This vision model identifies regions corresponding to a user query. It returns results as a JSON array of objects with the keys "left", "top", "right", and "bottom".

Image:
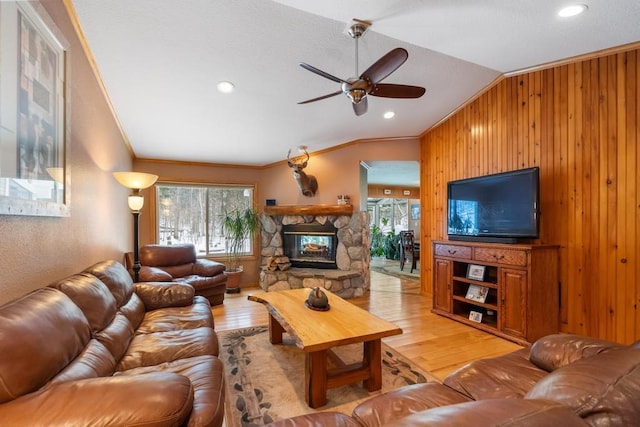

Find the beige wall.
[
  {"left": 135, "top": 137, "right": 420, "bottom": 287},
  {"left": 0, "top": 1, "right": 133, "bottom": 305}
]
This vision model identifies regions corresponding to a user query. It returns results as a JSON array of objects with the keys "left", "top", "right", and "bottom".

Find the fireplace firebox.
[{"left": 282, "top": 222, "right": 338, "bottom": 269}]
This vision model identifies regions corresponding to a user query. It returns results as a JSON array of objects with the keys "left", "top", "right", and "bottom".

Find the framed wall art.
[{"left": 0, "top": 1, "right": 70, "bottom": 216}]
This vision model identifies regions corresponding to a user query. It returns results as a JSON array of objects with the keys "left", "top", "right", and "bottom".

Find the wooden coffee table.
[{"left": 248, "top": 288, "right": 402, "bottom": 408}]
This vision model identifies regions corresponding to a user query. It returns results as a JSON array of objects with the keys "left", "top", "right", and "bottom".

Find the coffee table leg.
[
  {"left": 305, "top": 350, "right": 328, "bottom": 408},
  {"left": 363, "top": 339, "right": 382, "bottom": 391},
  {"left": 268, "top": 314, "right": 284, "bottom": 344}
]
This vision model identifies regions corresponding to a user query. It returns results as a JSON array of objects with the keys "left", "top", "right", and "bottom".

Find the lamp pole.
[{"left": 132, "top": 210, "right": 141, "bottom": 282}]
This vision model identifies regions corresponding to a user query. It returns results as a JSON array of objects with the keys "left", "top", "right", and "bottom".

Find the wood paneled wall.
[{"left": 421, "top": 48, "right": 639, "bottom": 344}]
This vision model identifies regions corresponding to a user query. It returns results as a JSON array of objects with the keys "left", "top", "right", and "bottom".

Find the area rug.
[
  {"left": 220, "top": 325, "right": 437, "bottom": 426},
  {"left": 370, "top": 257, "right": 420, "bottom": 281}
]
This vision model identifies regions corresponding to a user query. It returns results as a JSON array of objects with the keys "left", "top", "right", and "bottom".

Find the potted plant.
[{"left": 222, "top": 207, "right": 260, "bottom": 293}]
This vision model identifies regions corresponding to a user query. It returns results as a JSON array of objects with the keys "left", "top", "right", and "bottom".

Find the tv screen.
[{"left": 447, "top": 167, "right": 539, "bottom": 243}]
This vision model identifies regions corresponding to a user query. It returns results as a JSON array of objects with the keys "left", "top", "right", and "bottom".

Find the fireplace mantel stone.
[{"left": 258, "top": 210, "right": 370, "bottom": 298}]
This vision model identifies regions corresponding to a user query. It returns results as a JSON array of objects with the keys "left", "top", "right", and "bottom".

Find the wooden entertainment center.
[{"left": 432, "top": 240, "right": 559, "bottom": 346}]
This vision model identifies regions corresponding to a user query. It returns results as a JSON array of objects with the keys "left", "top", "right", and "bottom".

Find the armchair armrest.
[
  {"left": 0, "top": 373, "right": 194, "bottom": 427},
  {"left": 139, "top": 266, "right": 173, "bottom": 282},
  {"left": 135, "top": 281, "right": 195, "bottom": 310},
  {"left": 529, "top": 334, "right": 624, "bottom": 372},
  {"left": 193, "top": 258, "right": 225, "bottom": 276}
]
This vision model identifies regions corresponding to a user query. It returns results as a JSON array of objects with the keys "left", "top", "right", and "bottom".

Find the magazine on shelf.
[
  {"left": 465, "top": 284, "right": 489, "bottom": 303},
  {"left": 469, "top": 310, "right": 483, "bottom": 323}
]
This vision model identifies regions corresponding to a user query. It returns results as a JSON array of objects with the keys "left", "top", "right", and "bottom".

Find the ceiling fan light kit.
[{"left": 298, "top": 19, "right": 426, "bottom": 116}]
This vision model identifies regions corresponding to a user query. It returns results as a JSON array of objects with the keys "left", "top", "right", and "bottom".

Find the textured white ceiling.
[{"left": 70, "top": 0, "right": 640, "bottom": 178}]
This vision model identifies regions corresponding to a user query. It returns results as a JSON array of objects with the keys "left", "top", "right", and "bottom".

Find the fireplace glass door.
[{"left": 282, "top": 222, "right": 338, "bottom": 269}]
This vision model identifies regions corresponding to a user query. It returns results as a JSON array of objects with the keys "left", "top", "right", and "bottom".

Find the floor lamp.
[{"left": 113, "top": 172, "right": 159, "bottom": 282}]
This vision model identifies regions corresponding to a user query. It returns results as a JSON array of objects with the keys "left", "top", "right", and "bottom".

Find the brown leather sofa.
[
  {"left": 268, "top": 334, "right": 640, "bottom": 426},
  {"left": 0, "top": 260, "right": 225, "bottom": 427},
  {"left": 136, "top": 243, "right": 227, "bottom": 306}
]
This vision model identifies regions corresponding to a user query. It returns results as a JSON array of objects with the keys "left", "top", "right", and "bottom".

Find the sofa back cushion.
[
  {"left": 526, "top": 347, "right": 640, "bottom": 426},
  {"left": 51, "top": 273, "right": 117, "bottom": 333},
  {"left": 140, "top": 244, "right": 196, "bottom": 267},
  {"left": 49, "top": 339, "right": 116, "bottom": 384},
  {"left": 0, "top": 288, "right": 90, "bottom": 403},
  {"left": 529, "top": 334, "right": 623, "bottom": 372},
  {"left": 84, "top": 260, "right": 135, "bottom": 308},
  {"left": 84, "top": 260, "right": 146, "bottom": 331}
]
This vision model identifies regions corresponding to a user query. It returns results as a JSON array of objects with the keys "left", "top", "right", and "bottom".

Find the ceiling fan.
[{"left": 298, "top": 19, "right": 426, "bottom": 116}]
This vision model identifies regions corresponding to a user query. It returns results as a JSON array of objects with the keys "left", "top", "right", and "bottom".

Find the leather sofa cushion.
[
  {"left": 443, "top": 348, "right": 546, "bottom": 400},
  {"left": 180, "top": 274, "right": 226, "bottom": 292},
  {"left": 50, "top": 339, "right": 116, "bottom": 384},
  {"left": 135, "top": 282, "right": 195, "bottom": 310},
  {"left": 194, "top": 258, "right": 226, "bottom": 276},
  {"left": 0, "top": 372, "right": 194, "bottom": 427},
  {"left": 526, "top": 347, "right": 640, "bottom": 426},
  {"left": 390, "top": 399, "right": 589, "bottom": 427},
  {"left": 118, "top": 292, "right": 147, "bottom": 332},
  {"left": 51, "top": 273, "right": 117, "bottom": 333},
  {"left": 529, "top": 333, "right": 623, "bottom": 372},
  {"left": 117, "top": 327, "right": 219, "bottom": 371},
  {"left": 118, "top": 355, "right": 225, "bottom": 427},
  {"left": 140, "top": 244, "right": 196, "bottom": 266},
  {"left": 352, "top": 382, "right": 470, "bottom": 427},
  {"left": 84, "top": 260, "right": 135, "bottom": 308},
  {"left": 0, "top": 288, "right": 90, "bottom": 403},
  {"left": 94, "top": 312, "right": 136, "bottom": 363},
  {"left": 136, "top": 295, "right": 214, "bottom": 334}
]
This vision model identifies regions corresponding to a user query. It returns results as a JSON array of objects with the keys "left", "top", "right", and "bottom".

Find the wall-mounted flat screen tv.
[{"left": 447, "top": 167, "right": 539, "bottom": 243}]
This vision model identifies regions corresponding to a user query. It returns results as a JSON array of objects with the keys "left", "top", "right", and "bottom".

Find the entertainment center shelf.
[{"left": 432, "top": 240, "right": 559, "bottom": 346}]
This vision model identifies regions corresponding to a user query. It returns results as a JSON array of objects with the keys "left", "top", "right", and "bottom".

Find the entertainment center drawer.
[
  {"left": 434, "top": 243, "right": 472, "bottom": 260},
  {"left": 473, "top": 247, "right": 527, "bottom": 267}
]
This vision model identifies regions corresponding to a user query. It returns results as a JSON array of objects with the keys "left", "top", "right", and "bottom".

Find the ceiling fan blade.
[
  {"left": 299, "top": 63, "right": 347, "bottom": 84},
  {"left": 298, "top": 90, "right": 343, "bottom": 105},
  {"left": 369, "top": 83, "right": 426, "bottom": 99},
  {"left": 352, "top": 97, "right": 368, "bottom": 116},
  {"left": 360, "top": 48, "right": 408, "bottom": 84}
]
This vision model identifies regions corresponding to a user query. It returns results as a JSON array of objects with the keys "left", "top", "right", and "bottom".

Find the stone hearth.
[{"left": 259, "top": 206, "right": 370, "bottom": 298}]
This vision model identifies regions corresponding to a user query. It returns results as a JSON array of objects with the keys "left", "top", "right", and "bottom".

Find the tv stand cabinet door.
[
  {"left": 499, "top": 267, "right": 527, "bottom": 339},
  {"left": 433, "top": 258, "right": 452, "bottom": 312}
]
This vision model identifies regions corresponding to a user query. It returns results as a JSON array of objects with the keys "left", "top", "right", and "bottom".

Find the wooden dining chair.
[{"left": 399, "top": 230, "right": 420, "bottom": 273}]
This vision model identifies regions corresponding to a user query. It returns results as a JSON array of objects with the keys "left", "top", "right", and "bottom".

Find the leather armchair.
[{"left": 135, "top": 243, "right": 227, "bottom": 306}]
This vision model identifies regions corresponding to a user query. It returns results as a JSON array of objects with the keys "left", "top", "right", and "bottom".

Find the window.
[
  {"left": 156, "top": 183, "right": 255, "bottom": 257},
  {"left": 367, "top": 197, "right": 409, "bottom": 233}
]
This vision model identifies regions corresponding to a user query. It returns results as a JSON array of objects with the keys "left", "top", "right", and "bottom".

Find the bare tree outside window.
[{"left": 156, "top": 184, "right": 254, "bottom": 256}]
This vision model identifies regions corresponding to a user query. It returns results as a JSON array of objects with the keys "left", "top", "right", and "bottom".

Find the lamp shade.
[
  {"left": 128, "top": 194, "right": 145, "bottom": 211},
  {"left": 113, "top": 172, "right": 158, "bottom": 190}
]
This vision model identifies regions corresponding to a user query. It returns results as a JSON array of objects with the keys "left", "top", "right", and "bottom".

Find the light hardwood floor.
[{"left": 212, "top": 270, "right": 522, "bottom": 380}]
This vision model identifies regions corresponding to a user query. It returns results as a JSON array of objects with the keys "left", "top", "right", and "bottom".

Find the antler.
[{"left": 287, "top": 149, "right": 309, "bottom": 165}]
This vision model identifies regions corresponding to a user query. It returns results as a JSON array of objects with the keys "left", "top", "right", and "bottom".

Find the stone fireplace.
[{"left": 259, "top": 205, "right": 370, "bottom": 298}]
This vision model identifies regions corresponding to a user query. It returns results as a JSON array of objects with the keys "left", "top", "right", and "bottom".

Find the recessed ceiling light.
[
  {"left": 216, "top": 81, "right": 235, "bottom": 93},
  {"left": 558, "top": 4, "right": 588, "bottom": 17},
  {"left": 383, "top": 111, "right": 395, "bottom": 119}
]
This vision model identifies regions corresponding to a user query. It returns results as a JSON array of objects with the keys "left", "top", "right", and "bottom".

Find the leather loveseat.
[
  {"left": 0, "top": 260, "right": 225, "bottom": 427},
  {"left": 136, "top": 243, "right": 227, "bottom": 306},
  {"left": 267, "top": 334, "right": 640, "bottom": 426}
]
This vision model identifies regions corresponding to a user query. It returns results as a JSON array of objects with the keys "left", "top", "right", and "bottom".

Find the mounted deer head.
[{"left": 287, "top": 149, "right": 318, "bottom": 197}]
